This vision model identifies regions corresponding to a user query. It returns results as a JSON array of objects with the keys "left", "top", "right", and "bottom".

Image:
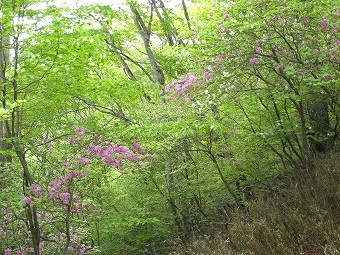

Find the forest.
[{"left": 0, "top": 0, "right": 339, "bottom": 254}]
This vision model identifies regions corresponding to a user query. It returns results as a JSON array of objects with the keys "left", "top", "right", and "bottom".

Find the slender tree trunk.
[
  {"left": 150, "top": 0, "right": 175, "bottom": 46},
  {"left": 0, "top": 24, "right": 12, "bottom": 165},
  {"left": 129, "top": 3, "right": 165, "bottom": 86},
  {"left": 308, "top": 97, "right": 334, "bottom": 153},
  {"left": 208, "top": 151, "right": 242, "bottom": 207},
  {"left": 2, "top": 4, "right": 41, "bottom": 252},
  {"left": 107, "top": 34, "right": 137, "bottom": 81},
  {"left": 181, "top": 0, "right": 191, "bottom": 30}
]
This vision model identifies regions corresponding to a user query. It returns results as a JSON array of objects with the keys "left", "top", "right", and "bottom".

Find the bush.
[{"left": 172, "top": 152, "right": 340, "bottom": 255}]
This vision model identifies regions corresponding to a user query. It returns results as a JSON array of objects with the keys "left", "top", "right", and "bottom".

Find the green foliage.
[{"left": 0, "top": 0, "right": 339, "bottom": 254}]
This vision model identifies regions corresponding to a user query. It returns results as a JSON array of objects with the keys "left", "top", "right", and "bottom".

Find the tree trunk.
[
  {"left": 129, "top": 3, "right": 165, "bottom": 86},
  {"left": 181, "top": 0, "right": 191, "bottom": 30},
  {"left": 308, "top": 98, "right": 334, "bottom": 153},
  {"left": 0, "top": 24, "right": 12, "bottom": 165}
]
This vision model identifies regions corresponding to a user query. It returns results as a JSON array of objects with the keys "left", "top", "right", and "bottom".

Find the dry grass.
[{"left": 172, "top": 152, "right": 340, "bottom": 255}]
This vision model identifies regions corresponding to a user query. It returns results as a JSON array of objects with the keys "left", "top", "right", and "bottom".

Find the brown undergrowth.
[{"left": 172, "top": 152, "right": 340, "bottom": 255}]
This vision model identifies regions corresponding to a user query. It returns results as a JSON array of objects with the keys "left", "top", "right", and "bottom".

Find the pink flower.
[
  {"left": 60, "top": 192, "right": 70, "bottom": 204},
  {"left": 64, "top": 161, "right": 71, "bottom": 168},
  {"left": 249, "top": 58, "right": 259, "bottom": 64},
  {"left": 326, "top": 51, "right": 335, "bottom": 60},
  {"left": 4, "top": 248, "right": 12, "bottom": 255},
  {"left": 4, "top": 207, "right": 10, "bottom": 214},
  {"left": 132, "top": 142, "right": 141, "bottom": 151},
  {"left": 222, "top": 12, "right": 229, "bottom": 19},
  {"left": 48, "top": 191, "right": 57, "bottom": 200},
  {"left": 23, "top": 196, "right": 32, "bottom": 205},
  {"left": 78, "top": 157, "right": 89, "bottom": 165},
  {"left": 332, "top": 24, "right": 337, "bottom": 34},
  {"left": 256, "top": 47, "right": 262, "bottom": 53},
  {"left": 39, "top": 242, "right": 45, "bottom": 250},
  {"left": 70, "top": 137, "right": 81, "bottom": 144},
  {"left": 215, "top": 55, "right": 224, "bottom": 63},
  {"left": 50, "top": 180, "right": 61, "bottom": 190},
  {"left": 93, "top": 210, "right": 99, "bottom": 215},
  {"left": 118, "top": 145, "right": 128, "bottom": 153},
  {"left": 146, "top": 156, "right": 154, "bottom": 163},
  {"left": 204, "top": 69, "right": 215, "bottom": 80},
  {"left": 74, "top": 127, "right": 85, "bottom": 136},
  {"left": 16, "top": 247, "right": 24, "bottom": 255},
  {"left": 30, "top": 184, "right": 43, "bottom": 196},
  {"left": 322, "top": 17, "right": 329, "bottom": 30}
]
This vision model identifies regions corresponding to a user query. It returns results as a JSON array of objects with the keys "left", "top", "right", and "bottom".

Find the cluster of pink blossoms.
[
  {"left": 2, "top": 127, "right": 154, "bottom": 254},
  {"left": 30, "top": 184, "right": 43, "bottom": 197},
  {"left": 160, "top": 73, "right": 202, "bottom": 102},
  {"left": 48, "top": 171, "right": 91, "bottom": 213},
  {"left": 3, "top": 246, "right": 40, "bottom": 255},
  {"left": 68, "top": 127, "right": 154, "bottom": 171}
]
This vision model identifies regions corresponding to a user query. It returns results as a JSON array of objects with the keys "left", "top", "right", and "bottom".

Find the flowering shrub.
[{"left": 1, "top": 127, "right": 154, "bottom": 254}]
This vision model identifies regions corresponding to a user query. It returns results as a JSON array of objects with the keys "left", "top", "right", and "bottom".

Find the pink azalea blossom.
[
  {"left": 74, "top": 126, "right": 85, "bottom": 136},
  {"left": 78, "top": 157, "right": 89, "bottom": 165},
  {"left": 16, "top": 247, "right": 24, "bottom": 255},
  {"left": 249, "top": 58, "right": 259, "bottom": 64},
  {"left": 30, "top": 184, "right": 43, "bottom": 196},
  {"left": 23, "top": 196, "right": 32, "bottom": 205},
  {"left": 146, "top": 156, "right": 154, "bottom": 163},
  {"left": 4, "top": 248, "right": 12, "bottom": 255},
  {"left": 222, "top": 12, "right": 229, "bottom": 19},
  {"left": 322, "top": 17, "right": 329, "bottom": 30},
  {"left": 70, "top": 137, "right": 81, "bottom": 144}
]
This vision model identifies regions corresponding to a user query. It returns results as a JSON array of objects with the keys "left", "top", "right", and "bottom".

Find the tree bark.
[
  {"left": 181, "top": 0, "right": 191, "bottom": 30},
  {"left": 129, "top": 3, "right": 165, "bottom": 86},
  {"left": 0, "top": 23, "right": 12, "bottom": 165},
  {"left": 308, "top": 98, "right": 335, "bottom": 153}
]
